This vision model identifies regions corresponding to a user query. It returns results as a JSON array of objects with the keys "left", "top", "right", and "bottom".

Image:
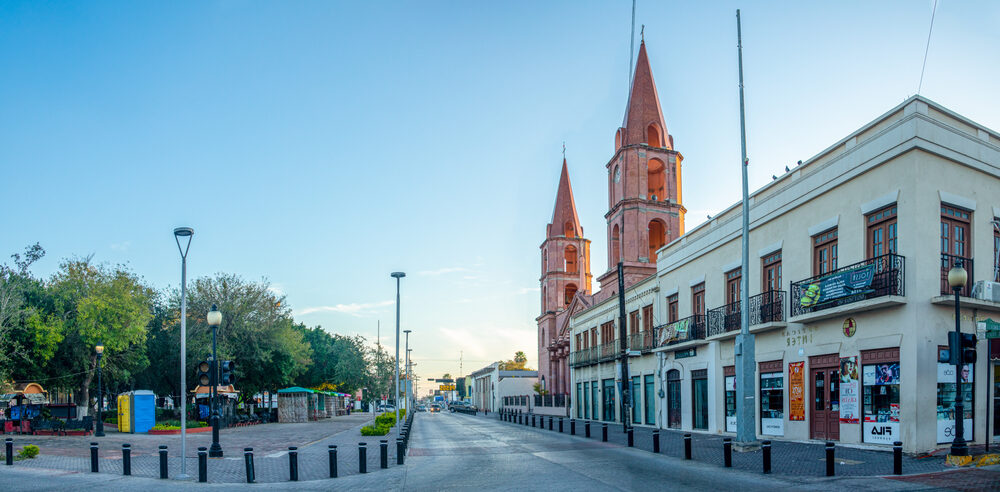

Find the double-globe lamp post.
[
  {"left": 173, "top": 226, "right": 193, "bottom": 479},
  {"left": 95, "top": 345, "right": 105, "bottom": 437},
  {"left": 948, "top": 260, "right": 968, "bottom": 457},
  {"left": 391, "top": 272, "right": 405, "bottom": 425},
  {"left": 207, "top": 304, "right": 223, "bottom": 458}
]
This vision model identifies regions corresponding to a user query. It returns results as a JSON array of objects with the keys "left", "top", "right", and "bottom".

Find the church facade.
[{"left": 537, "top": 39, "right": 685, "bottom": 397}]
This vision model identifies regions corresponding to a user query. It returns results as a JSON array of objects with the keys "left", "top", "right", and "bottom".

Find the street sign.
[
  {"left": 439, "top": 384, "right": 455, "bottom": 391},
  {"left": 978, "top": 319, "right": 1000, "bottom": 339},
  {"left": 626, "top": 350, "right": 641, "bottom": 357}
]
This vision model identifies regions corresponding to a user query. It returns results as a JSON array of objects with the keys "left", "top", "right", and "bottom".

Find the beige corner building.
[{"left": 569, "top": 95, "right": 1000, "bottom": 454}]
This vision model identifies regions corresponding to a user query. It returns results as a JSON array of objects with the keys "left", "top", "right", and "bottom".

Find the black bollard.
[
  {"left": 825, "top": 441, "right": 834, "bottom": 477},
  {"left": 652, "top": 430, "right": 660, "bottom": 453},
  {"left": 762, "top": 440, "right": 772, "bottom": 474},
  {"left": 627, "top": 428, "right": 634, "bottom": 447},
  {"left": 90, "top": 442, "right": 99, "bottom": 473},
  {"left": 5, "top": 438, "right": 13, "bottom": 466},
  {"left": 684, "top": 434, "right": 692, "bottom": 460},
  {"left": 601, "top": 423, "right": 608, "bottom": 442},
  {"left": 329, "top": 445, "right": 338, "bottom": 478},
  {"left": 289, "top": 446, "right": 299, "bottom": 481},
  {"left": 122, "top": 443, "right": 132, "bottom": 476},
  {"left": 559, "top": 418, "right": 564, "bottom": 433},
  {"left": 197, "top": 447, "right": 207, "bottom": 483},
  {"left": 571, "top": 419, "right": 576, "bottom": 435},
  {"left": 359, "top": 442, "right": 367, "bottom": 474},
  {"left": 397, "top": 438, "right": 405, "bottom": 465},
  {"left": 893, "top": 441, "right": 902, "bottom": 475},
  {"left": 585, "top": 421, "right": 591, "bottom": 438},
  {"left": 158, "top": 445, "right": 168, "bottom": 479},
  {"left": 548, "top": 417, "right": 553, "bottom": 430},
  {"left": 244, "top": 447, "right": 256, "bottom": 484},
  {"left": 532, "top": 414, "right": 536, "bottom": 427},
  {"left": 380, "top": 440, "right": 388, "bottom": 469},
  {"left": 723, "top": 437, "right": 732, "bottom": 467}
]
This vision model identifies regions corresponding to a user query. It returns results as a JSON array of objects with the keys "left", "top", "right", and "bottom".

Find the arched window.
[
  {"left": 647, "top": 159, "right": 665, "bottom": 201},
  {"left": 564, "top": 245, "right": 578, "bottom": 273},
  {"left": 647, "top": 124, "right": 661, "bottom": 147},
  {"left": 564, "top": 221, "right": 575, "bottom": 238},
  {"left": 542, "top": 286, "right": 547, "bottom": 311},
  {"left": 564, "top": 283, "right": 578, "bottom": 306},
  {"left": 648, "top": 219, "right": 666, "bottom": 262},
  {"left": 611, "top": 225, "right": 621, "bottom": 263},
  {"left": 542, "top": 249, "right": 547, "bottom": 273}
]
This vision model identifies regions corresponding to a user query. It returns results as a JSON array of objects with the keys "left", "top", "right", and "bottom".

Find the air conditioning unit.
[{"left": 971, "top": 281, "right": 1000, "bottom": 303}]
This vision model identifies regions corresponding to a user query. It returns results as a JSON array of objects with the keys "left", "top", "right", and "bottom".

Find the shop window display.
[
  {"left": 936, "top": 362, "right": 973, "bottom": 443},
  {"left": 725, "top": 375, "right": 737, "bottom": 432},
  {"left": 760, "top": 372, "right": 784, "bottom": 436},
  {"left": 862, "top": 362, "right": 900, "bottom": 444}
]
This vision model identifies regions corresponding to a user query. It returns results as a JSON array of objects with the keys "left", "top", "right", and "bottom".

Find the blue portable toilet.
[{"left": 132, "top": 390, "right": 156, "bottom": 433}]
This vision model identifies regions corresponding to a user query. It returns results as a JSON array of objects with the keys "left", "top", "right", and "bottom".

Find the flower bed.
[{"left": 148, "top": 426, "right": 212, "bottom": 435}]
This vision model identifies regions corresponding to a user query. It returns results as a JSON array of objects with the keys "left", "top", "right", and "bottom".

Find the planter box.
[{"left": 148, "top": 426, "right": 211, "bottom": 435}]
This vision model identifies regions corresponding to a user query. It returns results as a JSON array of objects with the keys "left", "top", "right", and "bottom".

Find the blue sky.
[{"left": 2, "top": 1, "right": 999, "bottom": 391}]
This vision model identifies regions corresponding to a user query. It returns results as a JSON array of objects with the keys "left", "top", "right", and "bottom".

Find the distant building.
[{"left": 470, "top": 362, "right": 537, "bottom": 412}]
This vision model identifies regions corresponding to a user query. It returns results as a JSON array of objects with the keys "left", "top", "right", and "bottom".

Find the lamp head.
[
  {"left": 391, "top": 272, "right": 406, "bottom": 279},
  {"left": 947, "top": 261, "right": 968, "bottom": 289},
  {"left": 95, "top": 345, "right": 104, "bottom": 355},
  {"left": 173, "top": 227, "right": 194, "bottom": 238},
  {"left": 404, "top": 329, "right": 411, "bottom": 334},
  {"left": 207, "top": 304, "right": 222, "bottom": 327}
]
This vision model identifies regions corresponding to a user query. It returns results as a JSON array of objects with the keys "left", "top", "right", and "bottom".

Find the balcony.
[
  {"left": 940, "top": 254, "right": 973, "bottom": 297},
  {"left": 789, "top": 253, "right": 905, "bottom": 320},
  {"left": 627, "top": 330, "right": 657, "bottom": 353},
  {"left": 653, "top": 314, "right": 706, "bottom": 349},
  {"left": 706, "top": 291, "right": 786, "bottom": 337},
  {"left": 569, "top": 347, "right": 596, "bottom": 368},
  {"left": 598, "top": 341, "right": 618, "bottom": 362}
]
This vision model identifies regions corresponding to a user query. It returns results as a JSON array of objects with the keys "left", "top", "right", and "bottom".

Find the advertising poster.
[
  {"left": 862, "top": 362, "right": 900, "bottom": 444},
  {"left": 788, "top": 362, "right": 805, "bottom": 421},
  {"left": 799, "top": 264, "right": 875, "bottom": 308},
  {"left": 725, "top": 376, "right": 737, "bottom": 432},
  {"left": 839, "top": 356, "right": 860, "bottom": 424},
  {"left": 936, "top": 362, "right": 973, "bottom": 443}
]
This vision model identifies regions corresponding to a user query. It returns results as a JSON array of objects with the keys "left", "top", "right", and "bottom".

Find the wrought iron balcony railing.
[
  {"left": 790, "top": 253, "right": 904, "bottom": 318},
  {"left": 706, "top": 291, "right": 786, "bottom": 337},
  {"left": 653, "top": 314, "right": 706, "bottom": 348},
  {"left": 941, "top": 254, "right": 973, "bottom": 297}
]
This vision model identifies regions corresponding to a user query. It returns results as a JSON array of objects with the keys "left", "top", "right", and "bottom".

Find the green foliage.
[
  {"left": 18, "top": 445, "right": 40, "bottom": 459},
  {"left": 361, "top": 424, "right": 389, "bottom": 436},
  {"left": 498, "top": 351, "right": 533, "bottom": 371},
  {"left": 153, "top": 419, "right": 207, "bottom": 430},
  {"left": 375, "top": 413, "right": 397, "bottom": 427},
  {"left": 294, "top": 327, "right": 368, "bottom": 394}
]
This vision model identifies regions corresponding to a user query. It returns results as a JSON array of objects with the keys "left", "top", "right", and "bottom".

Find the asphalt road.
[{"left": 3, "top": 412, "right": 995, "bottom": 490}]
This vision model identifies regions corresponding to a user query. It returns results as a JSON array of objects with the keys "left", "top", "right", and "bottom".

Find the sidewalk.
[
  {"left": 484, "top": 411, "right": 952, "bottom": 478},
  {"left": 2, "top": 413, "right": 409, "bottom": 484}
]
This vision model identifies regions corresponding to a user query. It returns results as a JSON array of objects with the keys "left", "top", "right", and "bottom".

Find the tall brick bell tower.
[
  {"left": 537, "top": 157, "right": 592, "bottom": 395},
  {"left": 594, "top": 39, "right": 685, "bottom": 303}
]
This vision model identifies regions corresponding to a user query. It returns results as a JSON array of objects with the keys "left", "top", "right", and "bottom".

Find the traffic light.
[
  {"left": 197, "top": 361, "right": 211, "bottom": 386},
  {"left": 219, "top": 360, "right": 236, "bottom": 385},
  {"left": 960, "top": 333, "right": 977, "bottom": 364}
]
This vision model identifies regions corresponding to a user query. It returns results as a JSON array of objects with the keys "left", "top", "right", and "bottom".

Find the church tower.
[
  {"left": 595, "top": 39, "right": 685, "bottom": 301},
  {"left": 537, "top": 157, "right": 591, "bottom": 393}
]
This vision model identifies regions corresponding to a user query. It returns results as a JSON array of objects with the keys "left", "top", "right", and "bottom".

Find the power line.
[{"left": 917, "top": 0, "right": 939, "bottom": 95}]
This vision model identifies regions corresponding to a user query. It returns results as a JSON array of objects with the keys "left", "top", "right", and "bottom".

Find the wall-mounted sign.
[
  {"left": 439, "top": 385, "right": 455, "bottom": 391},
  {"left": 843, "top": 318, "right": 857, "bottom": 337},
  {"left": 675, "top": 348, "right": 697, "bottom": 359}
]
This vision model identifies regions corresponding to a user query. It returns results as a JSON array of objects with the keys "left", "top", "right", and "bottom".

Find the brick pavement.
[
  {"left": 2, "top": 412, "right": 411, "bottom": 484},
  {"left": 888, "top": 468, "right": 1000, "bottom": 491},
  {"left": 483, "top": 411, "right": 954, "bottom": 478}
]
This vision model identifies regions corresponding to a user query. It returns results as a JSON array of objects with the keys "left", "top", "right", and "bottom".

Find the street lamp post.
[
  {"left": 207, "top": 304, "right": 223, "bottom": 458},
  {"left": 95, "top": 345, "right": 105, "bottom": 437},
  {"left": 391, "top": 272, "right": 405, "bottom": 425},
  {"left": 173, "top": 226, "right": 193, "bottom": 479},
  {"left": 948, "top": 260, "right": 968, "bottom": 457},
  {"left": 404, "top": 330, "right": 411, "bottom": 412}
]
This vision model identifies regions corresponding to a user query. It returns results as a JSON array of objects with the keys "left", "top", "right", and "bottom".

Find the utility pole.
[
  {"left": 617, "top": 261, "right": 630, "bottom": 432},
  {"left": 734, "top": 9, "right": 757, "bottom": 447}
]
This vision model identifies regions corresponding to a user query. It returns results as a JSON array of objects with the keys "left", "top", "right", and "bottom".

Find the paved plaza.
[{"left": 2, "top": 411, "right": 1000, "bottom": 490}]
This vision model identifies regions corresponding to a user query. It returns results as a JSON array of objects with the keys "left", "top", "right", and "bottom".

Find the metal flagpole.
[{"left": 734, "top": 9, "right": 758, "bottom": 447}]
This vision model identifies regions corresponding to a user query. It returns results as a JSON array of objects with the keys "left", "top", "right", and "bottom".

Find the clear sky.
[{"left": 3, "top": 1, "right": 999, "bottom": 389}]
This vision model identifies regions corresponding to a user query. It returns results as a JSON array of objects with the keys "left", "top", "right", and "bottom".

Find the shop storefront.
[
  {"left": 860, "top": 348, "right": 900, "bottom": 445},
  {"left": 724, "top": 366, "right": 736, "bottom": 432},
  {"left": 936, "top": 360, "right": 973, "bottom": 443},
  {"left": 692, "top": 369, "right": 708, "bottom": 430},
  {"left": 759, "top": 360, "right": 784, "bottom": 436},
  {"left": 602, "top": 378, "right": 615, "bottom": 421}
]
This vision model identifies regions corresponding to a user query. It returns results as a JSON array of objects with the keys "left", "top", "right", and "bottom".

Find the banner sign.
[
  {"left": 799, "top": 264, "right": 876, "bottom": 308},
  {"left": 839, "top": 356, "right": 860, "bottom": 424},
  {"left": 789, "top": 362, "right": 805, "bottom": 421},
  {"left": 658, "top": 318, "right": 690, "bottom": 346}
]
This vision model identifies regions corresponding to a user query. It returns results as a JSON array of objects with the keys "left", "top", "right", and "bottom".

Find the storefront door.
[
  {"left": 667, "top": 369, "right": 681, "bottom": 429},
  {"left": 811, "top": 367, "right": 840, "bottom": 440}
]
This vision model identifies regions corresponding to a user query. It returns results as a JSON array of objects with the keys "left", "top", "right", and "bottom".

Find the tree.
[
  {"left": 498, "top": 351, "right": 532, "bottom": 371},
  {"left": 294, "top": 326, "right": 368, "bottom": 394},
  {"left": 0, "top": 244, "right": 47, "bottom": 384},
  {"left": 42, "top": 258, "right": 155, "bottom": 416}
]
